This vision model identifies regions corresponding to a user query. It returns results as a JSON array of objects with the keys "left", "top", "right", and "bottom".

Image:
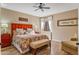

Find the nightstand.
[{"left": 1, "top": 33, "right": 11, "bottom": 48}]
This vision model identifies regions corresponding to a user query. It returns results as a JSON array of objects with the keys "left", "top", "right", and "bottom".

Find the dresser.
[{"left": 1, "top": 33, "right": 11, "bottom": 48}]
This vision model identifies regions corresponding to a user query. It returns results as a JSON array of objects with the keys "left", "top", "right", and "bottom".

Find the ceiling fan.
[{"left": 33, "top": 3, "right": 50, "bottom": 12}]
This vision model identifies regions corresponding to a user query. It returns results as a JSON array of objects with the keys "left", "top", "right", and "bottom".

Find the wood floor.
[
  {"left": 51, "top": 40, "right": 68, "bottom": 55},
  {"left": 0, "top": 45, "right": 1, "bottom": 55},
  {"left": 1, "top": 40, "right": 78, "bottom": 55},
  {"left": 1, "top": 45, "right": 50, "bottom": 55}
]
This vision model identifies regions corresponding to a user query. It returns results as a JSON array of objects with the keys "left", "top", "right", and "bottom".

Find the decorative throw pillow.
[{"left": 20, "top": 39, "right": 29, "bottom": 51}]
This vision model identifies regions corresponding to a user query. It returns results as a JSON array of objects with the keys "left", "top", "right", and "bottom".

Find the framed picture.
[
  {"left": 57, "top": 18, "right": 78, "bottom": 26},
  {"left": 19, "top": 17, "right": 28, "bottom": 22}
]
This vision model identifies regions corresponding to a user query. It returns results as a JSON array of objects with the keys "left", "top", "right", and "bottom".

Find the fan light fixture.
[{"left": 33, "top": 3, "right": 50, "bottom": 12}]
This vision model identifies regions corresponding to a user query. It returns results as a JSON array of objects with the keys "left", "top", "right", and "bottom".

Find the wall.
[
  {"left": 0, "top": 8, "right": 78, "bottom": 42},
  {"left": 0, "top": 8, "right": 40, "bottom": 34},
  {"left": 78, "top": 8, "right": 79, "bottom": 55},
  {"left": 0, "top": 7, "right": 1, "bottom": 43},
  {"left": 52, "top": 9, "right": 78, "bottom": 41}
]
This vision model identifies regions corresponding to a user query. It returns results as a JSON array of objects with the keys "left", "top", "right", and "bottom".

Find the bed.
[{"left": 11, "top": 23, "right": 49, "bottom": 54}]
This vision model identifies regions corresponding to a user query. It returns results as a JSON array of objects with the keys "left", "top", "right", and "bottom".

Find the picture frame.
[
  {"left": 57, "top": 18, "right": 78, "bottom": 26},
  {"left": 19, "top": 17, "right": 28, "bottom": 22}
]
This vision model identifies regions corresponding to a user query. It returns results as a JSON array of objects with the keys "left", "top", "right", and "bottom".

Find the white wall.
[
  {"left": 0, "top": 7, "right": 1, "bottom": 43},
  {"left": 78, "top": 8, "right": 79, "bottom": 54},
  {"left": 0, "top": 8, "right": 40, "bottom": 34},
  {"left": 40, "top": 9, "right": 78, "bottom": 42},
  {"left": 52, "top": 9, "right": 78, "bottom": 42}
]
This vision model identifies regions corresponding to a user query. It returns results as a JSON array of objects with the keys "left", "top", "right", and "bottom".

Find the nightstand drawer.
[{"left": 1, "top": 33, "right": 11, "bottom": 48}]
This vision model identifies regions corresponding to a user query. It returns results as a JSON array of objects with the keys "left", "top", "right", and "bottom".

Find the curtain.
[
  {"left": 44, "top": 21, "right": 50, "bottom": 31},
  {"left": 41, "top": 16, "right": 52, "bottom": 32}
]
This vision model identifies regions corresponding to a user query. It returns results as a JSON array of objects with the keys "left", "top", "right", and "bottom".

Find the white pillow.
[
  {"left": 16, "top": 29, "right": 25, "bottom": 35},
  {"left": 27, "top": 28, "right": 32, "bottom": 33},
  {"left": 28, "top": 30, "right": 35, "bottom": 35},
  {"left": 29, "top": 30, "right": 35, "bottom": 35},
  {"left": 26, "top": 28, "right": 35, "bottom": 35}
]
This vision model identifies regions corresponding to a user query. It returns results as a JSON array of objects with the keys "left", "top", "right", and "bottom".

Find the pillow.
[
  {"left": 26, "top": 28, "right": 34, "bottom": 34},
  {"left": 20, "top": 39, "right": 29, "bottom": 51},
  {"left": 28, "top": 30, "right": 35, "bottom": 35},
  {"left": 71, "top": 38, "right": 78, "bottom": 41},
  {"left": 16, "top": 29, "right": 25, "bottom": 35},
  {"left": 27, "top": 28, "right": 33, "bottom": 33}
]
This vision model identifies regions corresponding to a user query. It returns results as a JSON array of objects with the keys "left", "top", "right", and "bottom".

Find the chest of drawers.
[{"left": 1, "top": 33, "right": 11, "bottom": 48}]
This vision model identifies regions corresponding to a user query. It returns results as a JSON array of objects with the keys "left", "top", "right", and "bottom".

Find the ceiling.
[{"left": 1, "top": 3, "right": 79, "bottom": 17}]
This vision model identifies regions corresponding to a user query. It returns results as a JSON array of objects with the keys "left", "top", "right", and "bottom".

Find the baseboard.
[{"left": 51, "top": 40, "right": 61, "bottom": 42}]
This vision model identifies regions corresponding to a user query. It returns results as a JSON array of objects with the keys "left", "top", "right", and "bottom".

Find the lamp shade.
[{"left": 1, "top": 24, "right": 8, "bottom": 27}]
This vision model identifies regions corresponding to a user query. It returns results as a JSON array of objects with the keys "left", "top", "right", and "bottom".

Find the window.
[{"left": 41, "top": 16, "right": 52, "bottom": 32}]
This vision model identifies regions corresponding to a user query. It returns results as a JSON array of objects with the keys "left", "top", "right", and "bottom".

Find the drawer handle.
[
  {"left": 76, "top": 43, "right": 79, "bottom": 45},
  {"left": 0, "top": 43, "right": 1, "bottom": 45},
  {"left": 0, "top": 43, "right": 3, "bottom": 45}
]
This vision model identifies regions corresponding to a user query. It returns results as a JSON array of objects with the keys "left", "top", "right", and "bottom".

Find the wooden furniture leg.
[{"left": 32, "top": 49, "right": 37, "bottom": 55}]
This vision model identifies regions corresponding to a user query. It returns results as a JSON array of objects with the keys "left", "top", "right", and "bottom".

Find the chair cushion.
[
  {"left": 62, "top": 41, "right": 77, "bottom": 50},
  {"left": 30, "top": 39, "right": 49, "bottom": 49}
]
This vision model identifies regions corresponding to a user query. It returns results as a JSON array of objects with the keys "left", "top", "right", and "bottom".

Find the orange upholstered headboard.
[
  {"left": 11, "top": 23, "right": 32, "bottom": 30},
  {"left": 11, "top": 23, "right": 32, "bottom": 37}
]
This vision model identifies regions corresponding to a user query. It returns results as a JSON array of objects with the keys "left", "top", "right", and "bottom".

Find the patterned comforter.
[{"left": 12, "top": 34, "right": 48, "bottom": 54}]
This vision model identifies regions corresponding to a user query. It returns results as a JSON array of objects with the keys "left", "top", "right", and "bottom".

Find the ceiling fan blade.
[
  {"left": 34, "top": 8, "right": 39, "bottom": 11},
  {"left": 40, "top": 3, "right": 45, "bottom": 7},
  {"left": 42, "top": 3, "right": 45, "bottom": 6},
  {"left": 33, "top": 6, "right": 38, "bottom": 8},
  {"left": 33, "top": 3, "right": 50, "bottom": 12},
  {"left": 41, "top": 9, "right": 44, "bottom": 12},
  {"left": 42, "top": 7, "right": 50, "bottom": 9}
]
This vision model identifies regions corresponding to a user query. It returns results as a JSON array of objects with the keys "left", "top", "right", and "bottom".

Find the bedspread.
[{"left": 12, "top": 34, "right": 48, "bottom": 54}]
